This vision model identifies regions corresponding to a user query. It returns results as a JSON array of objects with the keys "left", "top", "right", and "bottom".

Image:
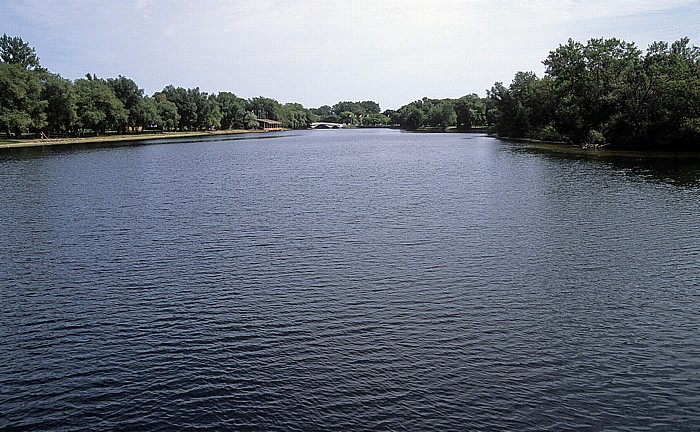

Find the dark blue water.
[{"left": 1, "top": 129, "right": 699, "bottom": 431}]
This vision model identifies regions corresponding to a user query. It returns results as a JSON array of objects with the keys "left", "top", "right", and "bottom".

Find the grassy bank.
[{"left": 0, "top": 129, "right": 272, "bottom": 150}]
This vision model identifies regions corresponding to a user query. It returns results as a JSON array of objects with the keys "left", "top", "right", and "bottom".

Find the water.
[{"left": 1, "top": 129, "right": 699, "bottom": 431}]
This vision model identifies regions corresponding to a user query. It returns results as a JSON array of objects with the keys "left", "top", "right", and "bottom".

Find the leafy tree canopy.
[{"left": 0, "top": 34, "right": 40, "bottom": 70}]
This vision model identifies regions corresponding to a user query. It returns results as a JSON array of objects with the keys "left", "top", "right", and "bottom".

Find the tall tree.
[
  {"left": 0, "top": 34, "right": 40, "bottom": 70},
  {"left": 427, "top": 100, "right": 456, "bottom": 128},
  {"left": 543, "top": 38, "right": 642, "bottom": 144},
  {"left": 454, "top": 94, "right": 486, "bottom": 129},
  {"left": 192, "top": 91, "right": 222, "bottom": 130},
  {"left": 41, "top": 72, "right": 77, "bottom": 135},
  {"left": 279, "top": 103, "right": 316, "bottom": 129},
  {"left": 0, "top": 62, "right": 47, "bottom": 137},
  {"left": 107, "top": 76, "right": 144, "bottom": 132},
  {"left": 216, "top": 92, "right": 247, "bottom": 129},
  {"left": 246, "top": 97, "right": 281, "bottom": 120},
  {"left": 159, "top": 85, "right": 197, "bottom": 130},
  {"left": 399, "top": 105, "right": 425, "bottom": 131},
  {"left": 74, "top": 76, "right": 128, "bottom": 135},
  {"left": 359, "top": 101, "right": 381, "bottom": 115},
  {"left": 332, "top": 101, "right": 365, "bottom": 116},
  {"left": 134, "top": 96, "right": 161, "bottom": 130},
  {"left": 154, "top": 93, "right": 179, "bottom": 131}
]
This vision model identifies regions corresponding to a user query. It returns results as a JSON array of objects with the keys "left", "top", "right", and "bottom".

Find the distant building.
[{"left": 257, "top": 118, "right": 283, "bottom": 131}]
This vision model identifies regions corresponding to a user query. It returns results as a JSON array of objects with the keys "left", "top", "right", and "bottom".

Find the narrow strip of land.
[{"left": 0, "top": 129, "right": 269, "bottom": 149}]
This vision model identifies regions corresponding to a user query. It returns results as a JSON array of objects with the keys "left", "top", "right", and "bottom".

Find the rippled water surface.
[{"left": 1, "top": 129, "right": 699, "bottom": 431}]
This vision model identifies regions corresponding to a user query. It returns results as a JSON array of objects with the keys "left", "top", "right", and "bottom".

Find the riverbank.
[
  {"left": 0, "top": 129, "right": 272, "bottom": 150},
  {"left": 500, "top": 137, "right": 700, "bottom": 159}
]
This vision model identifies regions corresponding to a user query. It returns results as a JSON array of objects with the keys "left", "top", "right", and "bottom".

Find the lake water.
[{"left": 1, "top": 129, "right": 699, "bottom": 431}]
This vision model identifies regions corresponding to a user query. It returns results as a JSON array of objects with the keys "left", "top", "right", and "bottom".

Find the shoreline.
[
  {"left": 0, "top": 129, "right": 274, "bottom": 150},
  {"left": 498, "top": 136, "right": 700, "bottom": 159}
]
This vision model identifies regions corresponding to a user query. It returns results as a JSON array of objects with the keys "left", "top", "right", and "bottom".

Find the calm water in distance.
[{"left": 1, "top": 129, "right": 699, "bottom": 431}]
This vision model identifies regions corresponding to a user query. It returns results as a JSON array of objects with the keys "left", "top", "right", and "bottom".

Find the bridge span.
[{"left": 310, "top": 122, "right": 344, "bottom": 129}]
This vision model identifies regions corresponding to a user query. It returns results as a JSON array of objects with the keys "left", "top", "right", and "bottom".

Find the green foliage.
[
  {"left": 134, "top": 96, "right": 160, "bottom": 129},
  {"left": 216, "top": 92, "right": 247, "bottom": 129},
  {"left": 400, "top": 105, "right": 425, "bottom": 130},
  {"left": 74, "top": 76, "right": 128, "bottom": 135},
  {"left": 279, "top": 103, "right": 316, "bottom": 129},
  {"left": 428, "top": 100, "right": 457, "bottom": 128},
  {"left": 383, "top": 109, "right": 401, "bottom": 125},
  {"left": 2, "top": 33, "right": 695, "bottom": 149},
  {"left": 362, "top": 113, "right": 390, "bottom": 126},
  {"left": 193, "top": 90, "right": 222, "bottom": 130},
  {"left": 0, "top": 62, "right": 47, "bottom": 137},
  {"left": 161, "top": 85, "right": 212, "bottom": 131},
  {"left": 0, "top": 34, "right": 40, "bottom": 70},
  {"left": 359, "top": 101, "right": 381, "bottom": 115},
  {"left": 396, "top": 96, "right": 488, "bottom": 130},
  {"left": 322, "top": 100, "right": 383, "bottom": 124},
  {"left": 311, "top": 105, "right": 336, "bottom": 122},
  {"left": 454, "top": 94, "right": 486, "bottom": 129},
  {"left": 339, "top": 111, "right": 357, "bottom": 125},
  {"left": 246, "top": 96, "right": 280, "bottom": 121},
  {"left": 107, "top": 76, "right": 144, "bottom": 131},
  {"left": 154, "top": 93, "right": 179, "bottom": 131},
  {"left": 41, "top": 72, "right": 77, "bottom": 134},
  {"left": 242, "top": 112, "right": 260, "bottom": 129},
  {"left": 490, "top": 37, "right": 700, "bottom": 149},
  {"left": 332, "top": 101, "right": 365, "bottom": 117}
]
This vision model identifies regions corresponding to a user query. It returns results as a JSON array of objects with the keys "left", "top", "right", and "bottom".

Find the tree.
[
  {"left": 359, "top": 100, "right": 381, "bottom": 114},
  {"left": 332, "top": 101, "right": 365, "bottom": 117},
  {"left": 427, "top": 100, "right": 456, "bottom": 128},
  {"left": 0, "top": 62, "right": 47, "bottom": 137},
  {"left": 159, "top": 85, "right": 197, "bottom": 130},
  {"left": 488, "top": 36, "right": 699, "bottom": 149},
  {"left": 187, "top": 89, "right": 221, "bottom": 130},
  {"left": 74, "top": 76, "right": 128, "bottom": 135},
  {"left": 543, "top": 38, "right": 642, "bottom": 144},
  {"left": 216, "top": 92, "right": 247, "bottom": 129},
  {"left": 399, "top": 105, "right": 425, "bottom": 130},
  {"left": 279, "top": 103, "right": 315, "bottom": 129},
  {"left": 41, "top": 72, "right": 77, "bottom": 135},
  {"left": 640, "top": 38, "right": 700, "bottom": 148},
  {"left": 107, "top": 76, "right": 144, "bottom": 132},
  {"left": 134, "top": 96, "right": 161, "bottom": 130},
  {"left": 339, "top": 111, "right": 357, "bottom": 125},
  {"left": 242, "top": 111, "right": 260, "bottom": 129},
  {"left": 363, "top": 113, "right": 390, "bottom": 126},
  {"left": 454, "top": 94, "right": 486, "bottom": 129},
  {"left": 246, "top": 96, "right": 281, "bottom": 120},
  {"left": 487, "top": 82, "right": 528, "bottom": 137},
  {"left": 312, "top": 105, "right": 341, "bottom": 123},
  {"left": 154, "top": 93, "right": 179, "bottom": 131},
  {"left": 383, "top": 109, "right": 401, "bottom": 125},
  {"left": 0, "top": 34, "right": 40, "bottom": 70}
]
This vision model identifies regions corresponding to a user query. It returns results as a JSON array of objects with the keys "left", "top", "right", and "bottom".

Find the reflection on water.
[{"left": 500, "top": 139, "right": 700, "bottom": 187}]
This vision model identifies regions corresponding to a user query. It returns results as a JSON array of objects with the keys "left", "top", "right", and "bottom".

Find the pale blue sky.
[{"left": 3, "top": 0, "right": 699, "bottom": 110}]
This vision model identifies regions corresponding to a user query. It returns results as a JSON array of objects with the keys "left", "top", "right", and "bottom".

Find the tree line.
[
  {"left": 392, "top": 94, "right": 488, "bottom": 131},
  {"left": 391, "top": 37, "right": 699, "bottom": 150},
  {"left": 2, "top": 33, "right": 698, "bottom": 149},
  {"left": 487, "top": 37, "right": 700, "bottom": 149},
  {"left": 0, "top": 34, "right": 325, "bottom": 138}
]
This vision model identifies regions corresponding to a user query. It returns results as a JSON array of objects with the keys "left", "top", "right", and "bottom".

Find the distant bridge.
[{"left": 310, "top": 122, "right": 344, "bottom": 129}]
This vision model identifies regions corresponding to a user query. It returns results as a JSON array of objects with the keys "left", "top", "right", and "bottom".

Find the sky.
[{"left": 2, "top": 0, "right": 699, "bottom": 110}]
